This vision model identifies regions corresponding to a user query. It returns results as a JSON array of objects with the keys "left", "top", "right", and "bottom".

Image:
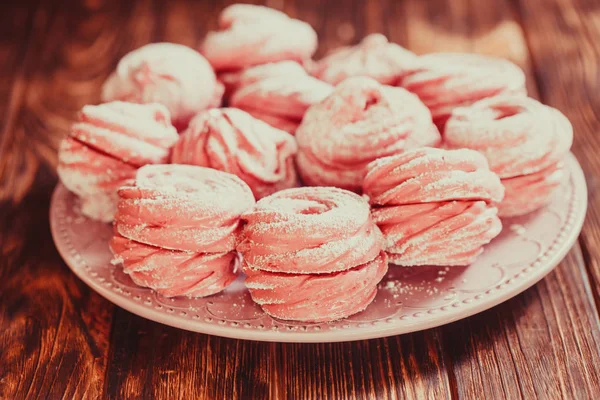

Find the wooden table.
[{"left": 1, "top": 0, "right": 600, "bottom": 398}]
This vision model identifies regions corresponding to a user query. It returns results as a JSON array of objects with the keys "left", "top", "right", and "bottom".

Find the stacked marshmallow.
[
  {"left": 54, "top": 3, "right": 575, "bottom": 317},
  {"left": 444, "top": 95, "right": 573, "bottom": 217},
  {"left": 362, "top": 148, "right": 505, "bottom": 266},
  {"left": 110, "top": 164, "right": 255, "bottom": 297},
  {"left": 313, "top": 34, "right": 418, "bottom": 85},
  {"left": 399, "top": 53, "right": 527, "bottom": 130},
  {"left": 238, "top": 187, "right": 388, "bottom": 322},
  {"left": 57, "top": 102, "right": 178, "bottom": 222},
  {"left": 296, "top": 77, "right": 441, "bottom": 191},
  {"left": 229, "top": 62, "right": 333, "bottom": 134},
  {"left": 171, "top": 108, "right": 298, "bottom": 199},
  {"left": 219, "top": 60, "right": 307, "bottom": 97},
  {"left": 200, "top": 4, "right": 317, "bottom": 94},
  {"left": 102, "top": 43, "right": 221, "bottom": 131}
]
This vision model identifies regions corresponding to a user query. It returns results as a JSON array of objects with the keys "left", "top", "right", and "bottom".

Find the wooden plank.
[
  {"left": 400, "top": 0, "right": 600, "bottom": 398},
  {"left": 0, "top": 2, "right": 46, "bottom": 204},
  {"left": 515, "top": 0, "right": 600, "bottom": 309},
  {"left": 0, "top": 0, "right": 148, "bottom": 397},
  {"left": 103, "top": 0, "right": 453, "bottom": 398},
  {"left": 105, "top": 314, "right": 279, "bottom": 399},
  {"left": 106, "top": 314, "right": 453, "bottom": 399},
  {"left": 514, "top": 0, "right": 600, "bottom": 395},
  {"left": 276, "top": 331, "right": 452, "bottom": 399}
]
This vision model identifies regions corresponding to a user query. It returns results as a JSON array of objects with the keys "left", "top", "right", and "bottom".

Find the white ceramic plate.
[{"left": 50, "top": 153, "right": 587, "bottom": 342}]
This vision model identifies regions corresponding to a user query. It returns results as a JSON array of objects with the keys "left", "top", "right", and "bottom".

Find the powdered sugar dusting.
[
  {"left": 296, "top": 77, "right": 440, "bottom": 191},
  {"left": 243, "top": 253, "right": 388, "bottom": 322},
  {"left": 400, "top": 52, "right": 527, "bottom": 127},
  {"left": 102, "top": 42, "right": 217, "bottom": 125},
  {"left": 114, "top": 164, "right": 255, "bottom": 253},
  {"left": 363, "top": 147, "right": 504, "bottom": 206},
  {"left": 445, "top": 95, "right": 573, "bottom": 179},
  {"left": 240, "top": 186, "right": 385, "bottom": 274},
  {"left": 313, "top": 33, "right": 418, "bottom": 85},
  {"left": 172, "top": 108, "right": 298, "bottom": 199},
  {"left": 200, "top": 4, "right": 318, "bottom": 71}
]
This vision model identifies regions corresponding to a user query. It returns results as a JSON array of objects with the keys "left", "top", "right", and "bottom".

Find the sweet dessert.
[
  {"left": 110, "top": 234, "right": 239, "bottom": 298},
  {"left": 399, "top": 53, "right": 527, "bottom": 130},
  {"left": 70, "top": 102, "right": 179, "bottom": 166},
  {"left": 244, "top": 252, "right": 388, "bottom": 322},
  {"left": 52, "top": 2, "right": 582, "bottom": 315},
  {"left": 171, "top": 108, "right": 298, "bottom": 199},
  {"left": 200, "top": 4, "right": 318, "bottom": 72},
  {"left": 235, "top": 109, "right": 303, "bottom": 134},
  {"left": 362, "top": 147, "right": 504, "bottom": 266},
  {"left": 238, "top": 186, "right": 387, "bottom": 322},
  {"left": 219, "top": 60, "right": 307, "bottom": 98},
  {"left": 230, "top": 67, "right": 333, "bottom": 134},
  {"left": 57, "top": 138, "right": 137, "bottom": 222},
  {"left": 444, "top": 95, "right": 573, "bottom": 216},
  {"left": 101, "top": 43, "right": 218, "bottom": 130},
  {"left": 313, "top": 34, "right": 418, "bottom": 85},
  {"left": 114, "top": 164, "right": 255, "bottom": 252},
  {"left": 109, "top": 164, "right": 254, "bottom": 297},
  {"left": 238, "top": 186, "right": 383, "bottom": 273},
  {"left": 296, "top": 77, "right": 441, "bottom": 191},
  {"left": 57, "top": 102, "right": 178, "bottom": 222}
]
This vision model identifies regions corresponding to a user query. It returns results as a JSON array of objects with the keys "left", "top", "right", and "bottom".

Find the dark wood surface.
[{"left": 1, "top": 0, "right": 600, "bottom": 398}]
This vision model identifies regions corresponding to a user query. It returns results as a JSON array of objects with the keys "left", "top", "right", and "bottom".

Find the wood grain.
[
  {"left": 0, "top": 0, "right": 133, "bottom": 397},
  {"left": 105, "top": 312, "right": 453, "bottom": 399},
  {"left": 399, "top": 0, "right": 600, "bottom": 399},
  {"left": 515, "top": 0, "right": 600, "bottom": 313},
  {"left": 1, "top": 0, "right": 600, "bottom": 398}
]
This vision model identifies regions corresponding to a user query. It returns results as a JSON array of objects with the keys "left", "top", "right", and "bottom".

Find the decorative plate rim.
[{"left": 50, "top": 153, "right": 587, "bottom": 342}]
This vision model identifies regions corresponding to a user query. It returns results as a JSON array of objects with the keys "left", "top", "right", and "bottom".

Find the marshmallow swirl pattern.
[
  {"left": 400, "top": 53, "right": 527, "bottom": 130},
  {"left": 296, "top": 77, "right": 441, "bottom": 191},
  {"left": 243, "top": 252, "right": 388, "bottom": 322},
  {"left": 445, "top": 95, "right": 573, "bottom": 216},
  {"left": 200, "top": 4, "right": 317, "bottom": 71},
  {"left": 101, "top": 43, "right": 218, "bottom": 129},
  {"left": 239, "top": 186, "right": 383, "bottom": 273},
  {"left": 57, "top": 102, "right": 178, "bottom": 222},
  {"left": 71, "top": 102, "right": 178, "bottom": 166},
  {"left": 313, "top": 34, "right": 418, "bottom": 85},
  {"left": 372, "top": 201, "right": 502, "bottom": 266},
  {"left": 57, "top": 137, "right": 137, "bottom": 222},
  {"left": 241, "top": 109, "right": 302, "bottom": 134},
  {"left": 445, "top": 95, "right": 573, "bottom": 178},
  {"left": 363, "top": 147, "right": 505, "bottom": 205},
  {"left": 498, "top": 162, "right": 566, "bottom": 217},
  {"left": 219, "top": 61, "right": 307, "bottom": 97},
  {"left": 110, "top": 234, "right": 239, "bottom": 298},
  {"left": 171, "top": 108, "right": 298, "bottom": 199},
  {"left": 115, "top": 164, "right": 255, "bottom": 253},
  {"left": 363, "top": 147, "right": 504, "bottom": 266},
  {"left": 230, "top": 67, "right": 333, "bottom": 135},
  {"left": 238, "top": 186, "right": 387, "bottom": 322}
]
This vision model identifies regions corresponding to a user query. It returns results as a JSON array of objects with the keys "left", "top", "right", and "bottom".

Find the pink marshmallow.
[
  {"left": 102, "top": 43, "right": 218, "bottom": 129},
  {"left": 244, "top": 251, "right": 388, "bottom": 322},
  {"left": 200, "top": 5, "right": 317, "bottom": 71},
  {"left": 296, "top": 77, "right": 441, "bottom": 191},
  {"left": 110, "top": 234, "right": 240, "bottom": 298},
  {"left": 313, "top": 34, "right": 418, "bottom": 85},
  {"left": 171, "top": 108, "right": 298, "bottom": 199},
  {"left": 115, "top": 164, "right": 255, "bottom": 252},
  {"left": 363, "top": 147, "right": 504, "bottom": 266},
  {"left": 399, "top": 53, "right": 527, "bottom": 131}
]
